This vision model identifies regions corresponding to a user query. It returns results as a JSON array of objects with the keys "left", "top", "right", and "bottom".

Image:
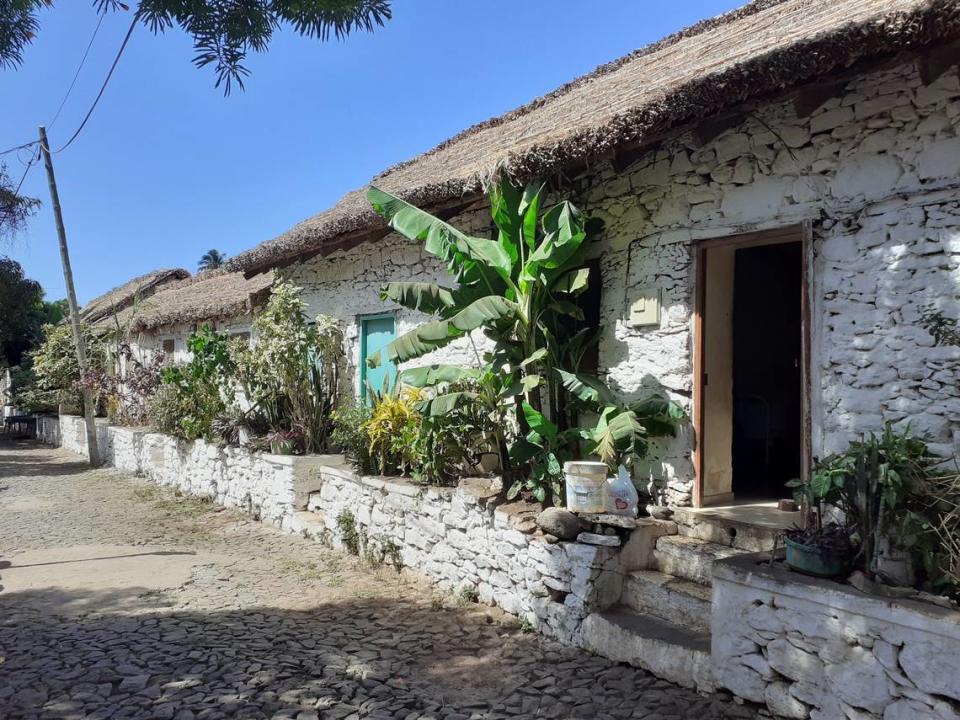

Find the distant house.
[
  {"left": 227, "top": 0, "right": 960, "bottom": 509},
  {"left": 80, "top": 268, "right": 189, "bottom": 327},
  {"left": 94, "top": 269, "right": 273, "bottom": 364}
]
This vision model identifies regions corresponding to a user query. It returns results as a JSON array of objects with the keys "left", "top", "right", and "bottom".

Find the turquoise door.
[{"left": 360, "top": 314, "right": 397, "bottom": 402}]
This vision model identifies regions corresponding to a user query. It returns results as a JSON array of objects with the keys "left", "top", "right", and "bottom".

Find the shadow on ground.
[
  {"left": 0, "top": 439, "right": 91, "bottom": 479},
  {"left": 0, "top": 586, "right": 752, "bottom": 720}
]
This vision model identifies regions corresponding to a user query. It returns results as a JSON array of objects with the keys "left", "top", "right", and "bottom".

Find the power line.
[
  {"left": 54, "top": 13, "right": 137, "bottom": 154},
  {"left": 49, "top": 12, "right": 107, "bottom": 131},
  {"left": 0, "top": 140, "right": 38, "bottom": 159},
  {"left": 13, "top": 148, "right": 40, "bottom": 196}
]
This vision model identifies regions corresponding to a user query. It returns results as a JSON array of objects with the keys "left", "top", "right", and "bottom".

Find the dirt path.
[{"left": 0, "top": 439, "right": 756, "bottom": 720}]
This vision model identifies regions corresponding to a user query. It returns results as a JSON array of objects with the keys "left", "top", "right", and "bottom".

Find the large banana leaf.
[
  {"left": 368, "top": 186, "right": 512, "bottom": 288},
  {"left": 416, "top": 391, "right": 479, "bottom": 417},
  {"left": 376, "top": 296, "right": 518, "bottom": 365},
  {"left": 592, "top": 408, "right": 646, "bottom": 467},
  {"left": 380, "top": 282, "right": 456, "bottom": 315},
  {"left": 555, "top": 368, "right": 617, "bottom": 407},
  {"left": 400, "top": 364, "right": 480, "bottom": 387}
]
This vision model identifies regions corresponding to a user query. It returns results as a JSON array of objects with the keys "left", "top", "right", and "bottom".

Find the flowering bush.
[{"left": 231, "top": 282, "right": 343, "bottom": 453}]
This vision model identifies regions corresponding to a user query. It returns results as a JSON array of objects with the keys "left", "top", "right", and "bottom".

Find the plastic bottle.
[{"left": 606, "top": 464, "right": 639, "bottom": 517}]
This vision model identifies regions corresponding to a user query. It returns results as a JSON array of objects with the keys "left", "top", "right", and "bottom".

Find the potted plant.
[
  {"left": 268, "top": 429, "right": 301, "bottom": 455},
  {"left": 783, "top": 524, "right": 855, "bottom": 578}
]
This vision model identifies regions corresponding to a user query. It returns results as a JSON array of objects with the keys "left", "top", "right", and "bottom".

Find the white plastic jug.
[{"left": 607, "top": 465, "right": 639, "bottom": 516}]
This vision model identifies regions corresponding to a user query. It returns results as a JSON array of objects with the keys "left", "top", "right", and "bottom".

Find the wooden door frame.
[{"left": 692, "top": 224, "right": 812, "bottom": 508}]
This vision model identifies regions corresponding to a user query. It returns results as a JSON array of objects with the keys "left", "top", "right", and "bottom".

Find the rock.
[
  {"left": 899, "top": 640, "right": 960, "bottom": 701},
  {"left": 764, "top": 681, "right": 809, "bottom": 719},
  {"left": 536, "top": 508, "right": 581, "bottom": 540},
  {"left": 577, "top": 513, "right": 639, "bottom": 529},
  {"left": 576, "top": 532, "right": 621, "bottom": 547}
]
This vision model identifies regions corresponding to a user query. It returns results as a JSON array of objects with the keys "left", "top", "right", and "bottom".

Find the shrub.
[
  {"left": 231, "top": 282, "right": 343, "bottom": 452},
  {"left": 363, "top": 387, "right": 422, "bottom": 476},
  {"left": 330, "top": 399, "right": 374, "bottom": 473},
  {"left": 23, "top": 323, "right": 107, "bottom": 412},
  {"left": 154, "top": 328, "right": 234, "bottom": 441}
]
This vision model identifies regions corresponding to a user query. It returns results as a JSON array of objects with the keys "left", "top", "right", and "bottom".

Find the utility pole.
[{"left": 38, "top": 125, "right": 100, "bottom": 466}]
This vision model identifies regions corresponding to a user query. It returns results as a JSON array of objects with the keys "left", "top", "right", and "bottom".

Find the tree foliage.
[
  {"left": 198, "top": 248, "right": 226, "bottom": 271},
  {"left": 1, "top": 0, "right": 392, "bottom": 93},
  {"left": 0, "top": 255, "right": 44, "bottom": 365},
  {"left": 0, "top": 163, "right": 40, "bottom": 243}
]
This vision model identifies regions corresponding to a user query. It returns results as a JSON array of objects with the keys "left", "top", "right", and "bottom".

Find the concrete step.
[
  {"left": 290, "top": 510, "right": 326, "bottom": 540},
  {"left": 672, "top": 507, "right": 788, "bottom": 553},
  {"left": 653, "top": 535, "right": 747, "bottom": 586},
  {"left": 622, "top": 570, "right": 712, "bottom": 632},
  {"left": 580, "top": 608, "right": 715, "bottom": 692}
]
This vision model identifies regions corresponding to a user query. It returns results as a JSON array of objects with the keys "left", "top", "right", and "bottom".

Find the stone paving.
[{"left": 0, "top": 440, "right": 759, "bottom": 719}]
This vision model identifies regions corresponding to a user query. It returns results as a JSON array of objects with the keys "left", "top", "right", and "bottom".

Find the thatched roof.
[
  {"left": 81, "top": 268, "right": 190, "bottom": 323},
  {"left": 227, "top": 0, "right": 960, "bottom": 276},
  {"left": 99, "top": 270, "right": 274, "bottom": 332}
]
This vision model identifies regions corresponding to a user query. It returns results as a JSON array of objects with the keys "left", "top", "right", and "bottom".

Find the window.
[
  {"left": 161, "top": 338, "right": 175, "bottom": 355},
  {"left": 230, "top": 331, "right": 251, "bottom": 344}
]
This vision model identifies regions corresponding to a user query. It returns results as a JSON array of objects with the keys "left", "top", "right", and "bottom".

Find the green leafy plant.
[
  {"left": 154, "top": 327, "right": 234, "bottom": 440},
  {"left": 331, "top": 399, "right": 375, "bottom": 474},
  {"left": 362, "top": 386, "right": 423, "bottom": 476},
  {"left": 25, "top": 322, "right": 107, "bottom": 413},
  {"left": 232, "top": 282, "right": 343, "bottom": 452},
  {"left": 336, "top": 509, "right": 360, "bottom": 556}
]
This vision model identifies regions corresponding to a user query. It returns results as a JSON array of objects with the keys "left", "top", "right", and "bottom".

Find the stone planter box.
[{"left": 712, "top": 553, "right": 960, "bottom": 720}]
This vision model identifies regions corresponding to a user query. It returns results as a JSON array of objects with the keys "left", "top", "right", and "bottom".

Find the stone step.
[
  {"left": 622, "top": 570, "right": 713, "bottom": 632},
  {"left": 290, "top": 510, "right": 326, "bottom": 541},
  {"left": 672, "top": 507, "right": 787, "bottom": 553},
  {"left": 580, "top": 608, "right": 715, "bottom": 692},
  {"left": 653, "top": 535, "right": 747, "bottom": 586}
]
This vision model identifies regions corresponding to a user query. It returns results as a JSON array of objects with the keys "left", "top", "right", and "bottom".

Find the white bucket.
[{"left": 564, "top": 461, "right": 609, "bottom": 513}]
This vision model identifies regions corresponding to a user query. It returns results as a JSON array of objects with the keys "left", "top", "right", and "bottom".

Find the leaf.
[
  {"left": 380, "top": 282, "right": 456, "bottom": 315},
  {"left": 381, "top": 296, "right": 518, "bottom": 364},
  {"left": 399, "top": 365, "right": 479, "bottom": 387},
  {"left": 521, "top": 374, "right": 541, "bottom": 392},
  {"left": 555, "top": 369, "right": 617, "bottom": 407},
  {"left": 519, "top": 348, "right": 547, "bottom": 369},
  {"left": 509, "top": 437, "right": 543, "bottom": 465},
  {"left": 416, "top": 391, "right": 479, "bottom": 416},
  {"left": 519, "top": 182, "right": 545, "bottom": 251},
  {"left": 506, "top": 479, "right": 522, "bottom": 500},
  {"left": 553, "top": 267, "right": 590, "bottom": 295},
  {"left": 547, "top": 300, "right": 584, "bottom": 321},
  {"left": 367, "top": 186, "right": 509, "bottom": 288},
  {"left": 592, "top": 409, "right": 644, "bottom": 467},
  {"left": 522, "top": 402, "right": 557, "bottom": 438}
]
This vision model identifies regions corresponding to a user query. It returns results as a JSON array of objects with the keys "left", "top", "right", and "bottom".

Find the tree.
[
  {"left": 1, "top": 0, "right": 392, "bottom": 93},
  {"left": 198, "top": 248, "right": 226, "bottom": 271},
  {"left": 0, "top": 163, "right": 40, "bottom": 242},
  {"left": 0, "top": 255, "right": 44, "bottom": 366}
]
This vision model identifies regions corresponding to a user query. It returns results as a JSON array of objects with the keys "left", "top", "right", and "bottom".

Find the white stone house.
[
  {"left": 227, "top": 0, "right": 960, "bottom": 510},
  {"left": 97, "top": 269, "right": 274, "bottom": 365}
]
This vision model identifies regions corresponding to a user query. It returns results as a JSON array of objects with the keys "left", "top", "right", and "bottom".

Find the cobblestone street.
[{"left": 0, "top": 440, "right": 757, "bottom": 720}]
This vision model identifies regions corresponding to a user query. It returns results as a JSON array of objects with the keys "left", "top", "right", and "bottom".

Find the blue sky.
[{"left": 2, "top": 0, "right": 741, "bottom": 304}]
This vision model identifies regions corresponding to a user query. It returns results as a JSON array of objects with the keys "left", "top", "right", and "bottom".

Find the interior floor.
[{"left": 731, "top": 242, "right": 802, "bottom": 500}]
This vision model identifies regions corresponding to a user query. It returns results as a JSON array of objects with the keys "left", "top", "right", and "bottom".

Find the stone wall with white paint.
[
  {"left": 282, "top": 208, "right": 494, "bottom": 396},
  {"left": 299, "top": 463, "right": 657, "bottom": 644},
  {"left": 712, "top": 555, "right": 960, "bottom": 720},
  {"left": 36, "top": 415, "right": 649, "bottom": 646},
  {"left": 35, "top": 414, "right": 61, "bottom": 446},
  {"left": 126, "top": 317, "right": 255, "bottom": 367},
  {"left": 38, "top": 415, "right": 327, "bottom": 530},
  {"left": 283, "top": 59, "right": 960, "bottom": 504}
]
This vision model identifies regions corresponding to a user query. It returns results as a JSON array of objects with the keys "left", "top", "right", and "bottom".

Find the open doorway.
[{"left": 694, "top": 228, "right": 807, "bottom": 507}]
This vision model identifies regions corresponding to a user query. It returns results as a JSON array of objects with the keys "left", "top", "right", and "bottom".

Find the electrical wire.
[
  {"left": 12, "top": 147, "right": 40, "bottom": 197},
  {"left": 54, "top": 12, "right": 137, "bottom": 154},
  {"left": 48, "top": 12, "right": 107, "bottom": 131},
  {"left": 0, "top": 140, "right": 38, "bottom": 159}
]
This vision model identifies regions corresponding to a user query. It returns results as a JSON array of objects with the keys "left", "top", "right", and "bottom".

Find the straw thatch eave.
[
  {"left": 97, "top": 270, "right": 274, "bottom": 333},
  {"left": 226, "top": 0, "right": 960, "bottom": 277},
  {"left": 80, "top": 268, "right": 190, "bottom": 324}
]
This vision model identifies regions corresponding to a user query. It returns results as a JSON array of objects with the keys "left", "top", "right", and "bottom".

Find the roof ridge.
[{"left": 372, "top": 0, "right": 794, "bottom": 183}]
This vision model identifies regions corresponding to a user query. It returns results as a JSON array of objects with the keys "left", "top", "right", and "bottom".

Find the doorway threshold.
[{"left": 681, "top": 501, "right": 801, "bottom": 531}]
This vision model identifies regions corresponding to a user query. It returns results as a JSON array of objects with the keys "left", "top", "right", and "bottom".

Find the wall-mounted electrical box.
[{"left": 628, "top": 288, "right": 661, "bottom": 327}]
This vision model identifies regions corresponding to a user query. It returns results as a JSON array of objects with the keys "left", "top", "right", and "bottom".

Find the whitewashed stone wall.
[
  {"left": 283, "top": 59, "right": 960, "bottom": 504},
  {"left": 127, "top": 317, "right": 254, "bottom": 367},
  {"left": 283, "top": 209, "right": 494, "bottom": 396},
  {"left": 39, "top": 415, "right": 326, "bottom": 530},
  {"left": 35, "top": 414, "right": 61, "bottom": 446},
  {"left": 302, "top": 465, "right": 646, "bottom": 643},
  {"left": 54, "top": 414, "right": 112, "bottom": 459},
  {"left": 713, "top": 556, "right": 960, "bottom": 720}
]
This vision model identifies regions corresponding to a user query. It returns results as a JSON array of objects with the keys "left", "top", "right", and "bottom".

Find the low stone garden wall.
[
  {"left": 39, "top": 415, "right": 328, "bottom": 530},
  {"left": 713, "top": 554, "right": 960, "bottom": 720},
  {"left": 299, "top": 464, "right": 659, "bottom": 644}
]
